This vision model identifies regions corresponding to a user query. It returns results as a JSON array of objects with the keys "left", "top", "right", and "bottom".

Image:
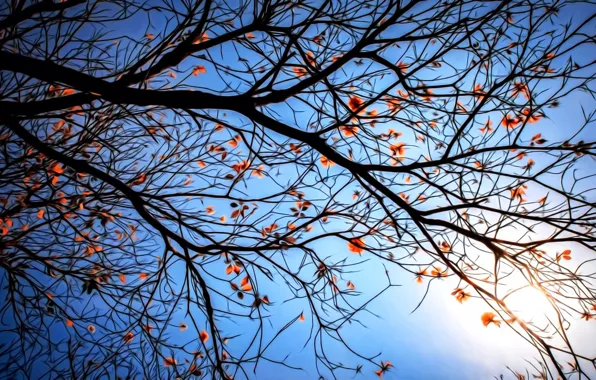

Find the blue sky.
[{"left": 1, "top": 1, "right": 595, "bottom": 379}]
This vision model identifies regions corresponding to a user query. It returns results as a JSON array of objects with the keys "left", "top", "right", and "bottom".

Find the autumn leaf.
[
  {"left": 193, "top": 32, "right": 209, "bottom": 44},
  {"left": 231, "top": 160, "right": 250, "bottom": 173},
  {"left": 320, "top": 155, "right": 335, "bottom": 168},
  {"left": 293, "top": 67, "right": 307, "bottom": 77},
  {"left": 389, "top": 143, "right": 406, "bottom": 157},
  {"left": 123, "top": 332, "right": 134, "bottom": 344},
  {"left": 340, "top": 126, "right": 359, "bottom": 137},
  {"left": 348, "top": 237, "right": 365, "bottom": 254},
  {"left": 538, "top": 194, "right": 548, "bottom": 206},
  {"left": 226, "top": 263, "right": 241, "bottom": 275},
  {"left": 556, "top": 249, "right": 571, "bottom": 262},
  {"left": 431, "top": 267, "right": 447, "bottom": 277},
  {"left": 131, "top": 173, "right": 147, "bottom": 186},
  {"left": 51, "top": 163, "right": 65, "bottom": 174},
  {"left": 289, "top": 143, "right": 302, "bottom": 154},
  {"left": 479, "top": 120, "right": 493, "bottom": 134},
  {"left": 530, "top": 133, "right": 547, "bottom": 146},
  {"left": 348, "top": 96, "right": 365, "bottom": 114},
  {"left": 451, "top": 288, "right": 470, "bottom": 303},
  {"left": 193, "top": 65, "right": 207, "bottom": 76},
  {"left": 199, "top": 329, "right": 209, "bottom": 343},
  {"left": 481, "top": 312, "right": 501, "bottom": 327},
  {"left": 240, "top": 276, "right": 253, "bottom": 292},
  {"left": 501, "top": 114, "right": 520, "bottom": 129},
  {"left": 440, "top": 241, "right": 450, "bottom": 252},
  {"left": 251, "top": 165, "right": 265, "bottom": 178},
  {"left": 188, "top": 363, "right": 202, "bottom": 376},
  {"left": 521, "top": 108, "right": 543, "bottom": 123},
  {"left": 512, "top": 81, "right": 530, "bottom": 99},
  {"left": 375, "top": 361, "right": 393, "bottom": 378},
  {"left": 510, "top": 185, "right": 527, "bottom": 203}
]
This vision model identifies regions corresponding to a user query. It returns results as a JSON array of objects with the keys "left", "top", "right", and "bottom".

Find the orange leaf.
[
  {"left": 389, "top": 143, "right": 406, "bottom": 157},
  {"left": 538, "top": 195, "right": 548, "bottom": 205},
  {"left": 557, "top": 249, "right": 571, "bottom": 262},
  {"left": 481, "top": 312, "right": 501, "bottom": 327},
  {"left": 199, "top": 329, "right": 209, "bottom": 343},
  {"left": 320, "top": 155, "right": 335, "bottom": 168},
  {"left": 501, "top": 114, "right": 520, "bottom": 129},
  {"left": 131, "top": 173, "right": 147, "bottom": 186},
  {"left": 192, "top": 65, "right": 207, "bottom": 76},
  {"left": 348, "top": 237, "right": 365, "bottom": 254},
  {"left": 123, "top": 332, "right": 134, "bottom": 343},
  {"left": 51, "top": 163, "right": 65, "bottom": 174},
  {"left": 193, "top": 32, "right": 209, "bottom": 44},
  {"left": 340, "top": 126, "right": 359, "bottom": 137},
  {"left": 293, "top": 67, "right": 307, "bottom": 77},
  {"left": 348, "top": 96, "right": 365, "bottom": 113}
]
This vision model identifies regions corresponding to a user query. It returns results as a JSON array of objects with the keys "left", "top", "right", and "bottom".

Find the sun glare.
[{"left": 505, "top": 286, "right": 554, "bottom": 322}]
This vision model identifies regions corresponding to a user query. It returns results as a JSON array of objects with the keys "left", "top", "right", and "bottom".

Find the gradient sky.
[{"left": 1, "top": 1, "right": 595, "bottom": 379}]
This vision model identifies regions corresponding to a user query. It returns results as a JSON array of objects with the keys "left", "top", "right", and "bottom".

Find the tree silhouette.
[{"left": 0, "top": 0, "right": 594, "bottom": 379}]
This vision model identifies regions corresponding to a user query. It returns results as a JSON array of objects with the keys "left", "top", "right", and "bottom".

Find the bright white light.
[{"left": 505, "top": 286, "right": 554, "bottom": 322}]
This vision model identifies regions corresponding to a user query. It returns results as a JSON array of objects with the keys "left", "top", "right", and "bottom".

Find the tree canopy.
[{"left": 0, "top": 0, "right": 595, "bottom": 379}]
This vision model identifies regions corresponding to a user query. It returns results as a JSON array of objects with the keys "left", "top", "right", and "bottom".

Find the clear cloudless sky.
[{"left": 2, "top": 1, "right": 594, "bottom": 379}]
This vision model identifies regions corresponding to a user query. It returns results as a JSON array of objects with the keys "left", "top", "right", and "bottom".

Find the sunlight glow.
[{"left": 505, "top": 286, "right": 554, "bottom": 323}]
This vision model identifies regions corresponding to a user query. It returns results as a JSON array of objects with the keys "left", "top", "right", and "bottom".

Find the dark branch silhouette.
[{"left": 0, "top": 0, "right": 594, "bottom": 379}]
